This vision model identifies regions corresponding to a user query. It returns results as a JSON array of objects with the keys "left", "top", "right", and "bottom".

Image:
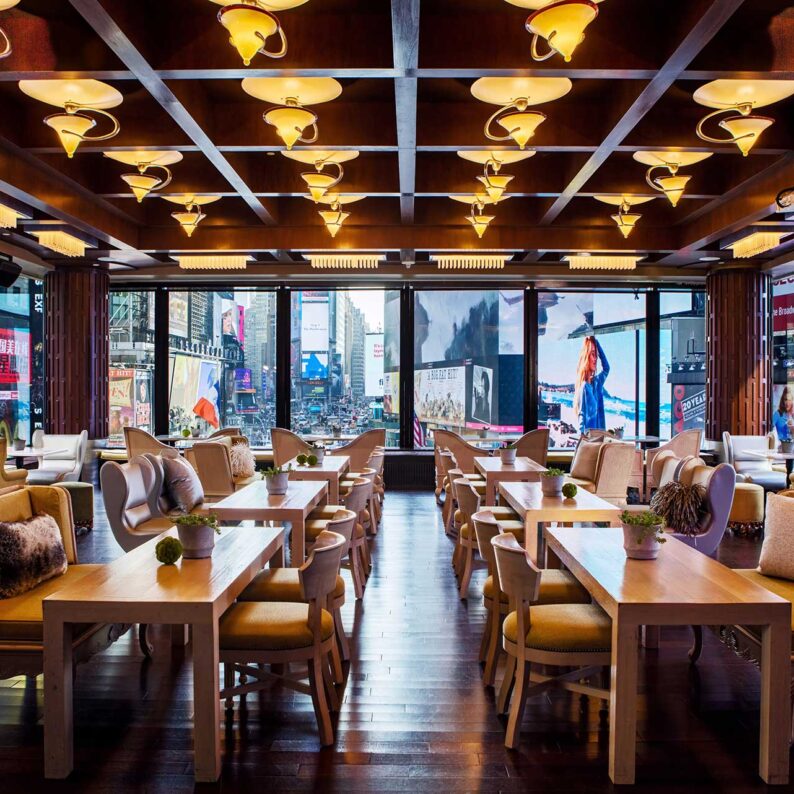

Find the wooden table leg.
[
  {"left": 290, "top": 516, "right": 305, "bottom": 567},
  {"left": 44, "top": 616, "right": 74, "bottom": 779},
  {"left": 486, "top": 477, "right": 496, "bottom": 506},
  {"left": 171, "top": 624, "right": 189, "bottom": 647},
  {"left": 609, "top": 619, "right": 639, "bottom": 785},
  {"left": 330, "top": 477, "right": 339, "bottom": 504},
  {"left": 270, "top": 530, "right": 286, "bottom": 568},
  {"left": 192, "top": 621, "right": 221, "bottom": 782},
  {"left": 759, "top": 618, "right": 790, "bottom": 784}
]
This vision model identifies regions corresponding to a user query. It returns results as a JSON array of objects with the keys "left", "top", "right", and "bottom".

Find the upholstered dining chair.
[
  {"left": 329, "top": 428, "right": 385, "bottom": 471},
  {"left": 0, "top": 436, "right": 27, "bottom": 489},
  {"left": 568, "top": 440, "right": 635, "bottom": 506},
  {"left": 219, "top": 530, "right": 347, "bottom": 746},
  {"left": 434, "top": 429, "right": 489, "bottom": 474},
  {"left": 123, "top": 427, "right": 179, "bottom": 459},
  {"left": 26, "top": 430, "right": 89, "bottom": 485},
  {"left": 513, "top": 428, "right": 550, "bottom": 466},
  {"left": 722, "top": 431, "right": 785, "bottom": 491},
  {"left": 492, "top": 533, "right": 611, "bottom": 749},
  {"left": 472, "top": 510, "right": 590, "bottom": 687},
  {"left": 208, "top": 426, "right": 242, "bottom": 440},
  {"left": 185, "top": 438, "right": 258, "bottom": 500},
  {"left": 271, "top": 427, "right": 311, "bottom": 467},
  {"left": 642, "top": 429, "right": 702, "bottom": 497}
]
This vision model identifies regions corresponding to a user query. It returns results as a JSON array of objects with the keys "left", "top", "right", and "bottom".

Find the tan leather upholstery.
[
  {"left": 271, "top": 427, "right": 311, "bottom": 467},
  {"left": 329, "top": 429, "right": 386, "bottom": 472},
  {"left": 124, "top": 427, "right": 179, "bottom": 459},
  {"left": 187, "top": 438, "right": 257, "bottom": 499}
]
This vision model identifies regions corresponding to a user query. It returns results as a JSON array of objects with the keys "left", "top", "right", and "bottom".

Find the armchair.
[
  {"left": 186, "top": 438, "right": 258, "bottom": 500},
  {"left": 26, "top": 430, "right": 88, "bottom": 485},
  {"left": 123, "top": 427, "right": 179, "bottom": 459},
  {"left": 329, "top": 429, "right": 385, "bottom": 472},
  {"left": 513, "top": 428, "right": 549, "bottom": 466},
  {"left": 271, "top": 427, "right": 311, "bottom": 467},
  {"left": 722, "top": 432, "right": 785, "bottom": 491},
  {"left": 568, "top": 440, "right": 635, "bottom": 505},
  {"left": 0, "top": 436, "right": 27, "bottom": 489},
  {"left": 434, "top": 429, "right": 487, "bottom": 474}
]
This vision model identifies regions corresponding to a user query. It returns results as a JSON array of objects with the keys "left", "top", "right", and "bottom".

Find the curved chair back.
[
  {"left": 434, "top": 429, "right": 484, "bottom": 474},
  {"left": 300, "top": 530, "right": 346, "bottom": 615},
  {"left": 674, "top": 455, "right": 707, "bottom": 486},
  {"left": 344, "top": 478, "right": 371, "bottom": 518},
  {"left": 592, "top": 441, "right": 635, "bottom": 504},
  {"left": 0, "top": 436, "right": 27, "bottom": 488},
  {"left": 330, "top": 429, "right": 386, "bottom": 471},
  {"left": 209, "top": 427, "right": 242, "bottom": 440},
  {"left": 455, "top": 478, "right": 481, "bottom": 526},
  {"left": 271, "top": 427, "right": 311, "bottom": 467},
  {"left": 473, "top": 509, "right": 500, "bottom": 573},
  {"left": 492, "top": 532, "right": 541, "bottom": 606},
  {"left": 322, "top": 509, "right": 356, "bottom": 550},
  {"left": 514, "top": 428, "right": 549, "bottom": 466},
  {"left": 189, "top": 440, "right": 235, "bottom": 499},
  {"left": 722, "top": 431, "right": 774, "bottom": 473},
  {"left": 100, "top": 455, "right": 162, "bottom": 552},
  {"left": 31, "top": 428, "right": 44, "bottom": 448},
  {"left": 124, "top": 427, "right": 179, "bottom": 459},
  {"left": 367, "top": 451, "right": 385, "bottom": 476}
]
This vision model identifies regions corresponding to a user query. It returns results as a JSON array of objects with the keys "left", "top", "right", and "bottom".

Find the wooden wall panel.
[
  {"left": 706, "top": 266, "right": 770, "bottom": 440},
  {"left": 45, "top": 267, "right": 109, "bottom": 438}
]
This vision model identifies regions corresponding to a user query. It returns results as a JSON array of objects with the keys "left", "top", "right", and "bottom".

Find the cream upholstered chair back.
[
  {"left": 343, "top": 478, "right": 371, "bottom": 517},
  {"left": 646, "top": 429, "right": 702, "bottom": 473},
  {"left": 675, "top": 455, "right": 707, "bottom": 486},
  {"left": 514, "top": 428, "right": 549, "bottom": 466},
  {"left": 455, "top": 478, "right": 481, "bottom": 526},
  {"left": 28, "top": 431, "right": 89, "bottom": 482},
  {"left": 434, "top": 429, "right": 484, "bottom": 474},
  {"left": 492, "top": 532, "right": 541, "bottom": 606},
  {"left": 722, "top": 432, "right": 774, "bottom": 474},
  {"left": 100, "top": 455, "right": 164, "bottom": 552},
  {"left": 124, "top": 427, "right": 179, "bottom": 459},
  {"left": 300, "top": 530, "right": 346, "bottom": 611},
  {"left": 271, "top": 427, "right": 311, "bottom": 467},
  {"left": 0, "top": 436, "right": 27, "bottom": 488},
  {"left": 330, "top": 429, "right": 385, "bottom": 471},
  {"left": 592, "top": 441, "right": 635, "bottom": 504},
  {"left": 188, "top": 439, "right": 235, "bottom": 499}
]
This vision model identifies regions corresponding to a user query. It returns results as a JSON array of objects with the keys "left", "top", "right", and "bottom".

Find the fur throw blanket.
[{"left": 650, "top": 481, "right": 707, "bottom": 537}]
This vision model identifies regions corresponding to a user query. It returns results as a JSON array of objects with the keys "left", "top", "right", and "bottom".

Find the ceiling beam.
[
  {"left": 392, "top": 0, "right": 420, "bottom": 225},
  {"left": 67, "top": 0, "right": 276, "bottom": 226},
  {"left": 538, "top": 0, "right": 746, "bottom": 226}
]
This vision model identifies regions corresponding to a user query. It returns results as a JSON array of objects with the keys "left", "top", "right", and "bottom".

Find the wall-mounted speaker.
[{"left": 0, "top": 259, "right": 22, "bottom": 288}]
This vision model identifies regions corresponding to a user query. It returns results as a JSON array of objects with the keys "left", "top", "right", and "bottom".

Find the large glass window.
[
  {"left": 0, "top": 275, "right": 44, "bottom": 444},
  {"left": 659, "top": 290, "right": 706, "bottom": 440},
  {"left": 538, "top": 291, "right": 646, "bottom": 449},
  {"left": 109, "top": 290, "right": 155, "bottom": 445},
  {"left": 290, "top": 289, "right": 400, "bottom": 447},
  {"left": 168, "top": 290, "right": 277, "bottom": 446},
  {"left": 773, "top": 277, "right": 794, "bottom": 442},
  {"left": 414, "top": 289, "right": 524, "bottom": 447}
]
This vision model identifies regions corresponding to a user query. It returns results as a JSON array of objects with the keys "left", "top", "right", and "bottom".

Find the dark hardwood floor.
[{"left": 0, "top": 490, "right": 785, "bottom": 792}]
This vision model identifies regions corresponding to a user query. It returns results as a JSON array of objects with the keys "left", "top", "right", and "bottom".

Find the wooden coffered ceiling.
[{"left": 0, "top": 0, "right": 793, "bottom": 279}]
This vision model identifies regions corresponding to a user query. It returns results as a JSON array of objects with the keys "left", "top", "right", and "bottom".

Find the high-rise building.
[{"left": 350, "top": 304, "right": 366, "bottom": 397}]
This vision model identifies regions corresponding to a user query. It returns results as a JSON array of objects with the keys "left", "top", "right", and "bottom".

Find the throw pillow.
[
  {"left": 0, "top": 513, "right": 67, "bottom": 598},
  {"left": 650, "top": 481, "right": 707, "bottom": 536},
  {"left": 570, "top": 439, "right": 603, "bottom": 481},
  {"left": 758, "top": 493, "right": 794, "bottom": 580},
  {"left": 229, "top": 442, "right": 256, "bottom": 479},
  {"left": 163, "top": 455, "right": 205, "bottom": 514}
]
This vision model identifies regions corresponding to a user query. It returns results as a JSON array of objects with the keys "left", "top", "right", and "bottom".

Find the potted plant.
[
  {"left": 12, "top": 430, "right": 25, "bottom": 452},
  {"left": 191, "top": 425, "right": 201, "bottom": 438},
  {"left": 262, "top": 464, "right": 291, "bottom": 495},
  {"left": 609, "top": 426, "right": 625, "bottom": 439},
  {"left": 310, "top": 442, "right": 325, "bottom": 463},
  {"left": 781, "top": 439, "right": 794, "bottom": 454},
  {"left": 499, "top": 442, "right": 517, "bottom": 465},
  {"left": 620, "top": 509, "right": 667, "bottom": 560},
  {"left": 173, "top": 513, "right": 220, "bottom": 559},
  {"left": 540, "top": 467, "right": 566, "bottom": 496}
]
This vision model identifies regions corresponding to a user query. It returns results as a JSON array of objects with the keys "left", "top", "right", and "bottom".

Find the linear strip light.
[
  {"left": 307, "top": 255, "right": 379, "bottom": 269},
  {"left": 31, "top": 230, "right": 87, "bottom": 258},
  {"left": 565, "top": 255, "right": 640, "bottom": 271},
  {"left": 175, "top": 255, "right": 249, "bottom": 270},
  {"left": 434, "top": 254, "right": 508, "bottom": 270},
  {"left": 0, "top": 203, "right": 28, "bottom": 229},
  {"left": 729, "top": 231, "right": 786, "bottom": 259}
]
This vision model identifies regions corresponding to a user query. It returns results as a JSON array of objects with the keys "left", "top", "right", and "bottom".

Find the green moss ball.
[
  {"left": 155, "top": 536, "right": 183, "bottom": 565},
  {"left": 307, "top": 454, "right": 318, "bottom": 466},
  {"left": 296, "top": 453, "right": 308, "bottom": 465},
  {"left": 562, "top": 483, "right": 578, "bottom": 499}
]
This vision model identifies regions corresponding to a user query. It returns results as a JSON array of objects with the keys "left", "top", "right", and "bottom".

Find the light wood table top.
[
  {"left": 286, "top": 455, "right": 350, "bottom": 504},
  {"left": 498, "top": 481, "right": 621, "bottom": 564},
  {"left": 44, "top": 525, "right": 285, "bottom": 783},
  {"left": 743, "top": 449, "right": 794, "bottom": 461},
  {"left": 475, "top": 456, "right": 547, "bottom": 505},
  {"left": 545, "top": 526, "right": 791, "bottom": 786},
  {"left": 6, "top": 447, "right": 68, "bottom": 459},
  {"left": 212, "top": 479, "right": 328, "bottom": 567}
]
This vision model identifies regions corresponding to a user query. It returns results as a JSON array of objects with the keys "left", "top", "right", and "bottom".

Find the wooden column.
[
  {"left": 706, "top": 265, "right": 771, "bottom": 440},
  {"left": 45, "top": 267, "right": 109, "bottom": 438}
]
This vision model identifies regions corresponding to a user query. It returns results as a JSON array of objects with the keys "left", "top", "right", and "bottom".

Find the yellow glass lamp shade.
[
  {"left": 44, "top": 113, "right": 97, "bottom": 158},
  {"left": 477, "top": 173, "right": 514, "bottom": 203},
  {"left": 218, "top": 4, "right": 285, "bottom": 65},
  {"left": 0, "top": 0, "right": 20, "bottom": 59},
  {"left": 319, "top": 208, "right": 349, "bottom": 238},
  {"left": 121, "top": 173, "right": 166, "bottom": 203},
  {"left": 527, "top": 0, "right": 599, "bottom": 63},
  {"left": 719, "top": 115, "right": 774, "bottom": 156},
  {"left": 496, "top": 111, "right": 546, "bottom": 149},
  {"left": 468, "top": 213, "right": 494, "bottom": 239},
  {"left": 457, "top": 150, "right": 535, "bottom": 167},
  {"left": 263, "top": 105, "right": 317, "bottom": 149},
  {"left": 172, "top": 209, "right": 206, "bottom": 238},
  {"left": 610, "top": 211, "right": 641, "bottom": 239},
  {"left": 653, "top": 174, "right": 690, "bottom": 207},
  {"left": 302, "top": 171, "right": 341, "bottom": 202}
]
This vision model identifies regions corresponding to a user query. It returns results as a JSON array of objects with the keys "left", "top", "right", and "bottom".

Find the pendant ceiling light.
[
  {"left": 241, "top": 77, "right": 342, "bottom": 149},
  {"left": 593, "top": 194, "right": 654, "bottom": 239},
  {"left": 694, "top": 79, "right": 794, "bottom": 157},
  {"left": 162, "top": 195, "right": 221, "bottom": 237},
  {"left": 104, "top": 150, "right": 183, "bottom": 203},
  {"left": 504, "top": 0, "right": 603, "bottom": 63},
  {"left": 0, "top": 0, "right": 20, "bottom": 59},
  {"left": 210, "top": 0, "right": 308, "bottom": 65},
  {"left": 283, "top": 149, "right": 359, "bottom": 202},
  {"left": 471, "top": 77, "right": 572, "bottom": 150},
  {"left": 466, "top": 199, "right": 495, "bottom": 239},
  {"left": 308, "top": 193, "right": 363, "bottom": 238},
  {"left": 19, "top": 79, "right": 123, "bottom": 158},
  {"left": 476, "top": 158, "right": 514, "bottom": 203},
  {"left": 632, "top": 151, "right": 712, "bottom": 208}
]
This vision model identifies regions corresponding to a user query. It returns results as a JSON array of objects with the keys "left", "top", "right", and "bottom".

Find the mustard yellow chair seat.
[
  {"left": 503, "top": 603, "right": 612, "bottom": 653},
  {"left": 455, "top": 505, "right": 518, "bottom": 525},
  {"left": 239, "top": 568, "right": 345, "bottom": 603},
  {"left": 0, "top": 564, "right": 103, "bottom": 642},
  {"left": 305, "top": 518, "right": 364, "bottom": 542},
  {"left": 729, "top": 483, "right": 765, "bottom": 525},
  {"left": 462, "top": 520, "right": 524, "bottom": 541},
  {"left": 309, "top": 504, "right": 347, "bottom": 520},
  {"left": 219, "top": 602, "right": 334, "bottom": 651},
  {"left": 734, "top": 570, "right": 794, "bottom": 634},
  {"left": 484, "top": 570, "right": 590, "bottom": 606}
]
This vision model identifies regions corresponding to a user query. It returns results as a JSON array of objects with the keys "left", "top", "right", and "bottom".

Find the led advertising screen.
[
  {"left": 365, "top": 333, "right": 384, "bottom": 396},
  {"left": 302, "top": 352, "right": 329, "bottom": 380},
  {"left": 301, "top": 292, "right": 329, "bottom": 353},
  {"left": 415, "top": 366, "right": 466, "bottom": 427}
]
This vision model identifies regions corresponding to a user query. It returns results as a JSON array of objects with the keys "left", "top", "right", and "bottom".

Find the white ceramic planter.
[
  {"left": 13, "top": 439, "right": 25, "bottom": 451},
  {"left": 500, "top": 448, "right": 517, "bottom": 465},
  {"left": 177, "top": 524, "right": 216, "bottom": 559},
  {"left": 781, "top": 440, "right": 794, "bottom": 454},
  {"left": 540, "top": 474, "right": 565, "bottom": 496},
  {"left": 266, "top": 472, "right": 290, "bottom": 495},
  {"left": 313, "top": 447, "right": 325, "bottom": 464},
  {"left": 622, "top": 522, "right": 663, "bottom": 560}
]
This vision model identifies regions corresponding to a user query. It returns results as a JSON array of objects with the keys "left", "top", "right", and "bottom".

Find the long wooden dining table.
[{"left": 545, "top": 525, "right": 791, "bottom": 786}]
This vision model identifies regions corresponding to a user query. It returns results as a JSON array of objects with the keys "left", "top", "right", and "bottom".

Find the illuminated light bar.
[
  {"left": 0, "top": 203, "right": 27, "bottom": 229},
  {"left": 307, "top": 254, "right": 380, "bottom": 269},
  {"left": 175, "top": 255, "right": 249, "bottom": 270},
  {"left": 31, "top": 230, "right": 87, "bottom": 258},
  {"left": 729, "top": 231, "right": 786, "bottom": 259},
  {"left": 565, "top": 255, "right": 640, "bottom": 271},
  {"left": 434, "top": 254, "right": 508, "bottom": 270}
]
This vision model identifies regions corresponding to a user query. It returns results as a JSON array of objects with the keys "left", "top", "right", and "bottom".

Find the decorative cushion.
[
  {"left": 0, "top": 513, "right": 67, "bottom": 598},
  {"left": 219, "top": 602, "right": 334, "bottom": 651},
  {"left": 503, "top": 603, "right": 612, "bottom": 652},
  {"left": 162, "top": 455, "right": 204, "bottom": 513},
  {"left": 758, "top": 493, "right": 794, "bottom": 579},
  {"left": 570, "top": 439, "right": 603, "bottom": 481},
  {"left": 484, "top": 570, "right": 590, "bottom": 605},
  {"left": 229, "top": 443, "right": 256, "bottom": 479},
  {"left": 239, "top": 568, "right": 345, "bottom": 602},
  {"left": 650, "top": 481, "right": 707, "bottom": 536}
]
